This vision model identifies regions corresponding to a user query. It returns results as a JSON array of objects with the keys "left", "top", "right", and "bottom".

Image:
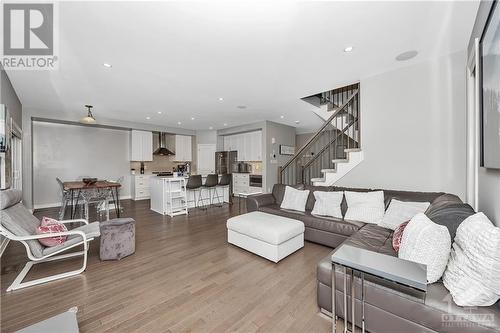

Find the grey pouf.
[{"left": 99, "top": 218, "right": 136, "bottom": 261}]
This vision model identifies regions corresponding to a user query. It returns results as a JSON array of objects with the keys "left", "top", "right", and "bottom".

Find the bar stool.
[
  {"left": 214, "top": 174, "right": 231, "bottom": 205},
  {"left": 186, "top": 175, "right": 203, "bottom": 210},
  {"left": 201, "top": 174, "right": 220, "bottom": 208}
]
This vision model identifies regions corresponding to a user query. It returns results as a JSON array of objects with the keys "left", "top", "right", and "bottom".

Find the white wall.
[
  {"left": 264, "top": 121, "right": 296, "bottom": 192},
  {"left": 337, "top": 50, "right": 467, "bottom": 199},
  {"left": 33, "top": 121, "right": 131, "bottom": 208}
]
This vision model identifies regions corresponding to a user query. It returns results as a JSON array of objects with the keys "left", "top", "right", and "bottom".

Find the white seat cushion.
[
  {"left": 399, "top": 213, "right": 451, "bottom": 284},
  {"left": 344, "top": 191, "right": 385, "bottom": 224},
  {"left": 311, "top": 191, "right": 343, "bottom": 219},
  {"left": 379, "top": 199, "right": 430, "bottom": 230},
  {"left": 43, "top": 222, "right": 100, "bottom": 256},
  {"left": 443, "top": 213, "right": 500, "bottom": 306},
  {"left": 227, "top": 211, "right": 304, "bottom": 245},
  {"left": 280, "top": 186, "right": 310, "bottom": 212}
]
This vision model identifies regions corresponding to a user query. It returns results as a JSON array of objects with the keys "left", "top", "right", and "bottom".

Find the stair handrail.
[
  {"left": 280, "top": 89, "right": 359, "bottom": 173},
  {"left": 301, "top": 117, "right": 357, "bottom": 170}
]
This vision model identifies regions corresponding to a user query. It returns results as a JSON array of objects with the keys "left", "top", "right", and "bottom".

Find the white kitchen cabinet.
[
  {"left": 131, "top": 174, "right": 153, "bottom": 200},
  {"left": 223, "top": 131, "right": 262, "bottom": 161},
  {"left": 197, "top": 144, "right": 216, "bottom": 175},
  {"left": 173, "top": 135, "right": 192, "bottom": 161},
  {"left": 130, "top": 130, "right": 153, "bottom": 161}
]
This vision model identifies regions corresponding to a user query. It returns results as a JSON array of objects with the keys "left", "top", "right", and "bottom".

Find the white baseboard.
[{"left": 34, "top": 195, "right": 132, "bottom": 210}]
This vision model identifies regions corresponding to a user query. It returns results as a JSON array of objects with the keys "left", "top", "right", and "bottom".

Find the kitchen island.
[{"left": 150, "top": 175, "right": 230, "bottom": 217}]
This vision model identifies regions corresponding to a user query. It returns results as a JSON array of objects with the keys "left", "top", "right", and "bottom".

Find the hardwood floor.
[{"left": 1, "top": 199, "right": 333, "bottom": 332}]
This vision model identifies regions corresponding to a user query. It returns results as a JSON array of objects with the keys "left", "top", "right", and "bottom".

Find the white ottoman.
[{"left": 226, "top": 211, "right": 305, "bottom": 262}]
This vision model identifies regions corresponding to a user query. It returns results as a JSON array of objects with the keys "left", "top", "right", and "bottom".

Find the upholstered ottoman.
[
  {"left": 226, "top": 211, "right": 304, "bottom": 262},
  {"left": 99, "top": 218, "right": 136, "bottom": 260}
]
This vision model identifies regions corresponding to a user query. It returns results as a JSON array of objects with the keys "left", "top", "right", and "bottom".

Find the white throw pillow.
[
  {"left": 344, "top": 191, "right": 385, "bottom": 224},
  {"left": 442, "top": 213, "right": 500, "bottom": 306},
  {"left": 311, "top": 191, "right": 343, "bottom": 219},
  {"left": 378, "top": 199, "right": 430, "bottom": 230},
  {"left": 399, "top": 213, "right": 451, "bottom": 283},
  {"left": 280, "top": 186, "right": 310, "bottom": 212}
]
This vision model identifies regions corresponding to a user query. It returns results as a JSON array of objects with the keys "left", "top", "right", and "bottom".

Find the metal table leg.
[
  {"left": 343, "top": 266, "right": 348, "bottom": 333},
  {"left": 361, "top": 272, "right": 365, "bottom": 333},
  {"left": 351, "top": 269, "right": 355, "bottom": 333},
  {"left": 332, "top": 263, "right": 336, "bottom": 333}
]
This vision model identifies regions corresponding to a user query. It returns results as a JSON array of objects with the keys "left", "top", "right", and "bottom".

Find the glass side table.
[{"left": 331, "top": 244, "right": 427, "bottom": 333}]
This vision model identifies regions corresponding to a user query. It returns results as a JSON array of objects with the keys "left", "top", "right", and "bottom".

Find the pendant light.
[{"left": 80, "top": 105, "right": 96, "bottom": 124}]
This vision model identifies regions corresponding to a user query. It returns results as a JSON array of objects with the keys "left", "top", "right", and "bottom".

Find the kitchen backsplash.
[
  {"left": 130, "top": 155, "right": 178, "bottom": 174},
  {"left": 249, "top": 161, "right": 262, "bottom": 175}
]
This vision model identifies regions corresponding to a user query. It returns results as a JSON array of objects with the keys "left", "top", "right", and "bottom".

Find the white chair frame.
[{"left": 0, "top": 219, "right": 95, "bottom": 292}]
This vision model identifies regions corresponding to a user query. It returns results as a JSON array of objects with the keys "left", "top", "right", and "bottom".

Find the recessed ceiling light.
[
  {"left": 103, "top": 63, "right": 112, "bottom": 68},
  {"left": 146, "top": 116, "right": 151, "bottom": 120},
  {"left": 223, "top": 123, "right": 228, "bottom": 126},
  {"left": 344, "top": 46, "right": 353, "bottom": 53},
  {"left": 209, "top": 126, "right": 213, "bottom": 130},
  {"left": 295, "top": 120, "right": 300, "bottom": 124},
  {"left": 280, "top": 115, "right": 284, "bottom": 119},
  {"left": 395, "top": 50, "right": 418, "bottom": 61},
  {"left": 218, "top": 97, "right": 224, "bottom": 101},
  {"left": 237, "top": 105, "right": 247, "bottom": 109},
  {"left": 177, "top": 121, "right": 182, "bottom": 125},
  {"left": 190, "top": 117, "right": 195, "bottom": 120},
  {"left": 157, "top": 111, "right": 162, "bottom": 114}
]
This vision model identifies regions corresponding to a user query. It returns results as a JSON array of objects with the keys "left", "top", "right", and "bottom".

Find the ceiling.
[{"left": 6, "top": 0, "right": 479, "bottom": 133}]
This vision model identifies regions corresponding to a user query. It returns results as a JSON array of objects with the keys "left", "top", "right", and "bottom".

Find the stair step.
[
  {"left": 311, "top": 177, "right": 326, "bottom": 183},
  {"left": 321, "top": 169, "right": 337, "bottom": 173},
  {"left": 331, "top": 159, "right": 348, "bottom": 163},
  {"left": 344, "top": 148, "right": 361, "bottom": 152}
]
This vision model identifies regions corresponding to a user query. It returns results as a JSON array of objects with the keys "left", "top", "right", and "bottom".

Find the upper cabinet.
[
  {"left": 130, "top": 130, "right": 153, "bottom": 161},
  {"left": 223, "top": 130, "right": 262, "bottom": 161},
  {"left": 173, "top": 135, "right": 192, "bottom": 161}
]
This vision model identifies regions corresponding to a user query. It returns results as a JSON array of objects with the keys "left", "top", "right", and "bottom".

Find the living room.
[{"left": 1, "top": 1, "right": 499, "bottom": 332}]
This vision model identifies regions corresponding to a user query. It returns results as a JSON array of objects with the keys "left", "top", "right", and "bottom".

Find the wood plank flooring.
[{"left": 1, "top": 199, "right": 333, "bottom": 332}]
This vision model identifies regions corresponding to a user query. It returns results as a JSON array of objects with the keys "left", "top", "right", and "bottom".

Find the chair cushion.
[
  {"left": 42, "top": 222, "right": 100, "bottom": 256},
  {"left": 1, "top": 202, "right": 44, "bottom": 258},
  {"left": 0, "top": 189, "right": 22, "bottom": 209}
]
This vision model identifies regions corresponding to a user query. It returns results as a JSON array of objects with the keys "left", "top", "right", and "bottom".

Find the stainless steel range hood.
[{"left": 153, "top": 132, "right": 175, "bottom": 156}]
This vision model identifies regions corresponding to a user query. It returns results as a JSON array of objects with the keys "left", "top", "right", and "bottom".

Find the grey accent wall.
[
  {"left": 336, "top": 50, "right": 467, "bottom": 199},
  {"left": 32, "top": 121, "right": 131, "bottom": 208},
  {"left": 0, "top": 70, "right": 22, "bottom": 129},
  {"left": 264, "top": 121, "right": 296, "bottom": 192}
]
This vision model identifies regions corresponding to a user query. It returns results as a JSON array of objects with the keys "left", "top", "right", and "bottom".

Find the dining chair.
[{"left": 56, "top": 178, "right": 82, "bottom": 220}]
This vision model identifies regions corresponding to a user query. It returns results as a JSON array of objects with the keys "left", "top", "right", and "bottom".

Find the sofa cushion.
[
  {"left": 399, "top": 213, "right": 451, "bottom": 283},
  {"left": 272, "top": 183, "right": 304, "bottom": 206},
  {"left": 379, "top": 199, "right": 430, "bottom": 230},
  {"left": 311, "top": 191, "right": 343, "bottom": 219},
  {"left": 344, "top": 190, "right": 385, "bottom": 224},
  {"left": 425, "top": 201, "right": 475, "bottom": 241},
  {"left": 280, "top": 186, "right": 310, "bottom": 212},
  {"left": 380, "top": 189, "right": 445, "bottom": 209},
  {"left": 342, "top": 224, "right": 396, "bottom": 256},
  {"left": 302, "top": 212, "right": 363, "bottom": 237},
  {"left": 443, "top": 213, "right": 500, "bottom": 306}
]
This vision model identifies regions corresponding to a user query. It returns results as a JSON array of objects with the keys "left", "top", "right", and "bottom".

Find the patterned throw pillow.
[
  {"left": 37, "top": 217, "right": 68, "bottom": 247},
  {"left": 392, "top": 221, "right": 410, "bottom": 252}
]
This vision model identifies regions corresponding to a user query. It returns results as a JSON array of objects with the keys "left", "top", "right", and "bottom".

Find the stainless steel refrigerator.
[{"left": 215, "top": 151, "right": 238, "bottom": 175}]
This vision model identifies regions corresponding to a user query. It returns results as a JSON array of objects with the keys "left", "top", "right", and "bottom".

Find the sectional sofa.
[{"left": 247, "top": 184, "right": 500, "bottom": 333}]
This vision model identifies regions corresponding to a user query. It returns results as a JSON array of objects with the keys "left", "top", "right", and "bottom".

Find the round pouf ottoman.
[{"left": 99, "top": 218, "right": 136, "bottom": 261}]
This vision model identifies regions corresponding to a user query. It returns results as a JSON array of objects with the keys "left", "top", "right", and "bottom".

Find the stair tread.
[
  {"left": 321, "top": 169, "right": 337, "bottom": 173},
  {"left": 344, "top": 148, "right": 361, "bottom": 152},
  {"left": 331, "top": 159, "right": 348, "bottom": 163}
]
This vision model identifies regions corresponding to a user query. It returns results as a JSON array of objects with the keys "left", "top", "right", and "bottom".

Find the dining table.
[{"left": 63, "top": 180, "right": 122, "bottom": 219}]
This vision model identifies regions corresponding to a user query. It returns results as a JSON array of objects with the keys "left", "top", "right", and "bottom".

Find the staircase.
[{"left": 279, "top": 84, "right": 363, "bottom": 186}]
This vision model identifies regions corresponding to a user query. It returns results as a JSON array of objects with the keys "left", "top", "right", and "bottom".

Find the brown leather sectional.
[{"left": 247, "top": 184, "right": 500, "bottom": 333}]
